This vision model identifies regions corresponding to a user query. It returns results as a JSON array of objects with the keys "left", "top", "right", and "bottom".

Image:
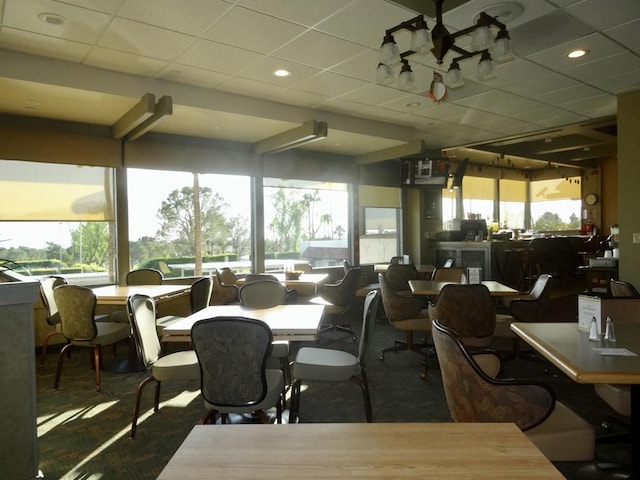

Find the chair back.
[
  {"left": 157, "top": 261, "right": 172, "bottom": 275},
  {"left": 610, "top": 279, "right": 640, "bottom": 298},
  {"left": 384, "top": 264, "right": 419, "bottom": 292},
  {"left": 217, "top": 267, "right": 238, "bottom": 286},
  {"left": 443, "top": 258, "right": 455, "bottom": 268},
  {"left": 192, "top": 316, "right": 272, "bottom": 408},
  {"left": 509, "top": 274, "right": 553, "bottom": 323},
  {"left": 317, "top": 267, "right": 361, "bottom": 307},
  {"left": 389, "top": 256, "right": 404, "bottom": 265},
  {"left": 358, "top": 290, "right": 381, "bottom": 368},
  {"left": 239, "top": 280, "right": 288, "bottom": 308},
  {"left": 212, "top": 271, "right": 239, "bottom": 304},
  {"left": 244, "top": 273, "right": 279, "bottom": 284},
  {"left": 431, "top": 319, "right": 555, "bottom": 431},
  {"left": 431, "top": 267, "right": 466, "bottom": 282},
  {"left": 54, "top": 284, "right": 98, "bottom": 341},
  {"left": 293, "top": 262, "right": 312, "bottom": 273},
  {"left": 126, "top": 268, "right": 163, "bottom": 285},
  {"left": 40, "top": 275, "right": 67, "bottom": 326},
  {"left": 127, "top": 294, "right": 161, "bottom": 370},
  {"left": 378, "top": 272, "right": 424, "bottom": 321},
  {"left": 190, "top": 276, "right": 214, "bottom": 313},
  {"left": 428, "top": 284, "right": 496, "bottom": 346}
]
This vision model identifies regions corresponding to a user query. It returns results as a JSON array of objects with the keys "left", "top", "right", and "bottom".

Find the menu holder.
[{"left": 467, "top": 267, "right": 482, "bottom": 284}]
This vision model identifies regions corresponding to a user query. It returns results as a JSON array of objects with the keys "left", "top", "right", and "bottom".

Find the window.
[
  {"left": 530, "top": 177, "right": 581, "bottom": 231},
  {"left": 441, "top": 186, "right": 457, "bottom": 230},
  {"left": 358, "top": 186, "right": 401, "bottom": 263},
  {"left": 263, "top": 178, "right": 349, "bottom": 269},
  {"left": 127, "top": 168, "right": 251, "bottom": 276},
  {"left": 0, "top": 159, "right": 116, "bottom": 284},
  {"left": 462, "top": 176, "right": 495, "bottom": 224},
  {"left": 499, "top": 179, "right": 526, "bottom": 230}
]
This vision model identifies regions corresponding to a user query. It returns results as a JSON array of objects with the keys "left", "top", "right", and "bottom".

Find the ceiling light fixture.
[
  {"left": 253, "top": 120, "right": 328, "bottom": 155},
  {"left": 377, "top": 0, "right": 513, "bottom": 94},
  {"left": 38, "top": 12, "right": 66, "bottom": 25},
  {"left": 274, "top": 69, "right": 291, "bottom": 77},
  {"left": 567, "top": 49, "right": 588, "bottom": 59}
]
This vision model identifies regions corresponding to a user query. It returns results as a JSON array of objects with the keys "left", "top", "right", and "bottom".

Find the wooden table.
[
  {"left": 374, "top": 263, "right": 435, "bottom": 275},
  {"left": 92, "top": 284, "right": 191, "bottom": 306},
  {"left": 408, "top": 280, "right": 521, "bottom": 297},
  {"left": 236, "top": 273, "right": 327, "bottom": 289},
  {"left": 511, "top": 322, "right": 640, "bottom": 478},
  {"left": 163, "top": 304, "right": 325, "bottom": 342},
  {"left": 157, "top": 423, "right": 564, "bottom": 479}
]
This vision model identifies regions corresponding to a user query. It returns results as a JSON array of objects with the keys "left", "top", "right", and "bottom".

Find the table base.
[{"left": 576, "top": 462, "right": 630, "bottom": 480}]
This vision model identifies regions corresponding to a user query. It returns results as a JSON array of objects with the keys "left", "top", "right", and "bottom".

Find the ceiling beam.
[
  {"left": 126, "top": 95, "right": 173, "bottom": 141},
  {"left": 111, "top": 93, "right": 155, "bottom": 139},
  {"left": 356, "top": 140, "right": 433, "bottom": 165},
  {"left": 253, "top": 120, "right": 328, "bottom": 155}
]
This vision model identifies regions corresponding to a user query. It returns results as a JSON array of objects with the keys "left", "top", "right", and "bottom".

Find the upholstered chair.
[
  {"left": 311, "top": 267, "right": 362, "bottom": 341},
  {"left": 38, "top": 275, "right": 68, "bottom": 369}
]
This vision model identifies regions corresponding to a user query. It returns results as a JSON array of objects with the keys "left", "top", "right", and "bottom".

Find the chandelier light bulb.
[
  {"left": 410, "top": 16, "right": 433, "bottom": 55},
  {"left": 376, "top": 63, "right": 395, "bottom": 85},
  {"left": 445, "top": 61, "right": 464, "bottom": 88},
  {"left": 492, "top": 29, "right": 513, "bottom": 63},
  {"left": 476, "top": 51, "right": 496, "bottom": 80},
  {"left": 397, "top": 60, "right": 416, "bottom": 91},
  {"left": 471, "top": 24, "right": 493, "bottom": 51},
  {"left": 379, "top": 33, "right": 401, "bottom": 66}
]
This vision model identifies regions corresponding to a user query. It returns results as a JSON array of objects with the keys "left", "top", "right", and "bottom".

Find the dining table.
[
  {"left": 91, "top": 284, "right": 191, "bottom": 306},
  {"left": 408, "top": 279, "right": 521, "bottom": 297},
  {"left": 510, "top": 321, "right": 640, "bottom": 479},
  {"left": 374, "top": 263, "right": 436, "bottom": 276},
  {"left": 162, "top": 304, "right": 325, "bottom": 342},
  {"left": 235, "top": 272, "right": 328, "bottom": 288},
  {"left": 156, "top": 422, "right": 564, "bottom": 479}
]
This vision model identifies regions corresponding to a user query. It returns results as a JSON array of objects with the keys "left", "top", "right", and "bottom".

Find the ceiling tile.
[
  {"left": 564, "top": 52, "right": 640, "bottom": 83},
  {"left": 0, "top": 27, "right": 90, "bottom": 62},
  {"left": 315, "top": 0, "right": 416, "bottom": 48},
  {"left": 502, "top": 72, "right": 582, "bottom": 97},
  {"left": 266, "top": 88, "right": 329, "bottom": 108},
  {"left": 117, "top": 0, "right": 232, "bottom": 35},
  {"left": 316, "top": 97, "right": 369, "bottom": 115},
  {"left": 176, "top": 39, "right": 263, "bottom": 75},
  {"left": 535, "top": 83, "right": 603, "bottom": 106},
  {"left": 3, "top": 0, "right": 111, "bottom": 43},
  {"left": 605, "top": 18, "right": 640, "bottom": 50},
  {"left": 157, "top": 64, "right": 231, "bottom": 89},
  {"left": 561, "top": 94, "right": 616, "bottom": 114},
  {"left": 216, "top": 76, "right": 286, "bottom": 99},
  {"left": 203, "top": 6, "right": 307, "bottom": 54},
  {"left": 98, "top": 17, "right": 196, "bottom": 61},
  {"left": 237, "top": 57, "right": 321, "bottom": 87},
  {"left": 293, "top": 71, "right": 369, "bottom": 98},
  {"left": 271, "top": 30, "right": 368, "bottom": 69},
  {"left": 589, "top": 69, "right": 640, "bottom": 94},
  {"left": 376, "top": 92, "right": 434, "bottom": 114},
  {"left": 85, "top": 46, "right": 167, "bottom": 76},
  {"left": 455, "top": 90, "right": 548, "bottom": 117},
  {"left": 566, "top": 0, "right": 640, "bottom": 30},
  {"left": 526, "top": 33, "right": 626, "bottom": 72},
  {"left": 484, "top": 59, "right": 552, "bottom": 89},
  {"left": 330, "top": 49, "right": 380, "bottom": 82},
  {"left": 442, "top": 0, "right": 556, "bottom": 31},
  {"left": 338, "top": 82, "right": 410, "bottom": 106},
  {"left": 236, "top": 0, "right": 350, "bottom": 28},
  {"left": 51, "top": 0, "right": 122, "bottom": 15}
]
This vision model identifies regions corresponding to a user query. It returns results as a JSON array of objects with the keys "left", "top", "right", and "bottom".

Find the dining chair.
[
  {"left": 378, "top": 271, "right": 431, "bottom": 378},
  {"left": 238, "top": 279, "right": 292, "bottom": 398},
  {"left": 430, "top": 266, "right": 466, "bottom": 282},
  {"left": 293, "top": 262, "right": 312, "bottom": 273},
  {"left": 427, "top": 283, "right": 496, "bottom": 348},
  {"left": 191, "top": 316, "right": 284, "bottom": 424},
  {"left": 432, "top": 319, "right": 595, "bottom": 463},
  {"left": 127, "top": 294, "right": 200, "bottom": 438},
  {"left": 126, "top": 268, "right": 163, "bottom": 285},
  {"left": 290, "top": 290, "right": 380, "bottom": 423},
  {"left": 38, "top": 275, "right": 68, "bottom": 369},
  {"left": 384, "top": 263, "right": 419, "bottom": 294},
  {"left": 610, "top": 279, "right": 640, "bottom": 298},
  {"left": 311, "top": 267, "right": 362, "bottom": 341},
  {"left": 53, "top": 284, "right": 132, "bottom": 392},
  {"left": 244, "top": 273, "right": 279, "bottom": 284},
  {"left": 212, "top": 268, "right": 239, "bottom": 304},
  {"left": 493, "top": 274, "right": 553, "bottom": 360},
  {"left": 156, "top": 276, "right": 214, "bottom": 338}
]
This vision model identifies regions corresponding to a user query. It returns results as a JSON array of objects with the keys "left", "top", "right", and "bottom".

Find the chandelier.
[{"left": 376, "top": 0, "right": 513, "bottom": 94}]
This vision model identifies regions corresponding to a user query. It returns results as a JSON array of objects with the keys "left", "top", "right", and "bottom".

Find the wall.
[
  {"left": 617, "top": 89, "right": 640, "bottom": 287},
  {"left": 601, "top": 155, "right": 618, "bottom": 233}
]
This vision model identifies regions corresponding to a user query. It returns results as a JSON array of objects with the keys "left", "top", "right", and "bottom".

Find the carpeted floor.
[{"left": 36, "top": 289, "right": 630, "bottom": 479}]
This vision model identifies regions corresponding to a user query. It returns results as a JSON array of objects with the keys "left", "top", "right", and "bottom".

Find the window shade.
[
  {"left": 359, "top": 185, "right": 401, "bottom": 208},
  {"left": 0, "top": 159, "right": 115, "bottom": 220},
  {"left": 530, "top": 177, "right": 581, "bottom": 202}
]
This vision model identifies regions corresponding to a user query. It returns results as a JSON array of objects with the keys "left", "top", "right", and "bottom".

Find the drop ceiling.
[{"left": 0, "top": 0, "right": 638, "bottom": 172}]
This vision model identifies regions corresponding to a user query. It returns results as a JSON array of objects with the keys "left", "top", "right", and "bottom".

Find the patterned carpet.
[{"left": 36, "top": 292, "right": 629, "bottom": 480}]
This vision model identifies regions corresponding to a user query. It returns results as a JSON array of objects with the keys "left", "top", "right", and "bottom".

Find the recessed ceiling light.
[
  {"left": 406, "top": 101, "right": 421, "bottom": 107},
  {"left": 274, "top": 69, "right": 291, "bottom": 77},
  {"left": 37, "top": 12, "right": 66, "bottom": 25},
  {"left": 567, "top": 49, "right": 588, "bottom": 59},
  {"left": 25, "top": 100, "right": 41, "bottom": 110}
]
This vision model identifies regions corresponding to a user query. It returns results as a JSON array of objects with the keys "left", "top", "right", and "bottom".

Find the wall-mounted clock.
[{"left": 584, "top": 193, "right": 598, "bottom": 205}]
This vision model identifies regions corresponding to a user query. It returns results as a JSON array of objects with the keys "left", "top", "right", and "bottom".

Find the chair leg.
[
  {"left": 39, "top": 331, "right": 64, "bottom": 369},
  {"left": 352, "top": 372, "right": 372, "bottom": 423},
  {"left": 93, "top": 346, "right": 102, "bottom": 392},
  {"left": 54, "top": 343, "right": 73, "bottom": 389},
  {"left": 131, "top": 376, "right": 156, "bottom": 439},
  {"left": 288, "top": 379, "right": 301, "bottom": 424}
]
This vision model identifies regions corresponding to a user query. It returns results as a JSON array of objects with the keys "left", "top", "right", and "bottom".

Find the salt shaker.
[
  {"left": 604, "top": 316, "right": 616, "bottom": 342},
  {"left": 588, "top": 316, "right": 600, "bottom": 341}
]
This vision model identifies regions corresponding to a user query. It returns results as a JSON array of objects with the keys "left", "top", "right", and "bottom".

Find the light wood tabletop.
[
  {"left": 235, "top": 272, "right": 328, "bottom": 287},
  {"left": 163, "top": 304, "right": 324, "bottom": 342},
  {"left": 409, "top": 280, "right": 521, "bottom": 297},
  {"left": 511, "top": 321, "right": 640, "bottom": 478},
  {"left": 374, "top": 263, "right": 435, "bottom": 274},
  {"left": 157, "top": 423, "right": 564, "bottom": 480},
  {"left": 91, "top": 284, "right": 191, "bottom": 306}
]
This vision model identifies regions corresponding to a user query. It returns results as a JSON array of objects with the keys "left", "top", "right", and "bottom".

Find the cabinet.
[
  {"left": 0, "top": 282, "right": 40, "bottom": 479},
  {"left": 432, "top": 241, "right": 492, "bottom": 280}
]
